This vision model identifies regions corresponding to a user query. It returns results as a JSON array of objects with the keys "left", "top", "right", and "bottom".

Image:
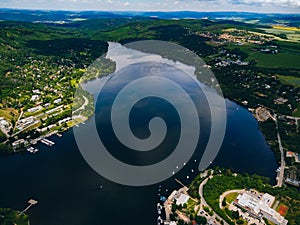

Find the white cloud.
[
  {"left": 232, "top": 0, "right": 300, "bottom": 7},
  {"left": 0, "top": 0, "right": 299, "bottom": 12}
]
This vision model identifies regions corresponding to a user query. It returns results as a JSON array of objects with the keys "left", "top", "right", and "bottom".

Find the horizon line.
[{"left": 0, "top": 7, "right": 300, "bottom": 15}]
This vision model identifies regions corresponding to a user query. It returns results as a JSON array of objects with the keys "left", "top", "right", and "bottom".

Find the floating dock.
[
  {"left": 40, "top": 138, "right": 55, "bottom": 146},
  {"left": 26, "top": 147, "right": 38, "bottom": 153}
]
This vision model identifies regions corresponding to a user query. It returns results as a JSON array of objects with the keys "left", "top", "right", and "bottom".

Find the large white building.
[
  {"left": 27, "top": 105, "right": 42, "bottom": 113},
  {"left": 234, "top": 193, "right": 288, "bottom": 225},
  {"left": 174, "top": 193, "right": 190, "bottom": 206},
  {"left": 169, "top": 189, "right": 190, "bottom": 206}
]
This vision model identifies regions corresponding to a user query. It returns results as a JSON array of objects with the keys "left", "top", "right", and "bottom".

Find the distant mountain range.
[{"left": 0, "top": 8, "right": 299, "bottom": 26}]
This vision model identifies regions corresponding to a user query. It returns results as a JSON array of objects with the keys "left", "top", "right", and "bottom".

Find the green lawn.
[
  {"left": 225, "top": 193, "right": 239, "bottom": 204},
  {"left": 260, "top": 28, "right": 300, "bottom": 43},
  {"left": 186, "top": 198, "right": 197, "bottom": 211},
  {"left": 293, "top": 104, "right": 300, "bottom": 117},
  {"left": 278, "top": 75, "right": 300, "bottom": 87},
  {"left": 0, "top": 108, "right": 19, "bottom": 122},
  {"left": 246, "top": 52, "right": 300, "bottom": 69}
]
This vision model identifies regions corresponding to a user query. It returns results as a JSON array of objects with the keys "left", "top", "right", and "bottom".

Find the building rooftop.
[
  {"left": 286, "top": 151, "right": 295, "bottom": 157},
  {"left": 175, "top": 193, "right": 190, "bottom": 206},
  {"left": 237, "top": 193, "right": 260, "bottom": 214},
  {"left": 236, "top": 192, "right": 287, "bottom": 225}
]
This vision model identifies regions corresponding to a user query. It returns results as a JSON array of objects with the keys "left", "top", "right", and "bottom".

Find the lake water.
[{"left": 0, "top": 43, "right": 278, "bottom": 225}]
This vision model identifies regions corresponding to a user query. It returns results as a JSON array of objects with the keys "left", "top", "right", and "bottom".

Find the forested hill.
[{"left": 0, "top": 8, "right": 299, "bottom": 27}]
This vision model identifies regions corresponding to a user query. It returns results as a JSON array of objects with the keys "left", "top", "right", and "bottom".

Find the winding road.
[
  {"left": 219, "top": 189, "right": 244, "bottom": 209},
  {"left": 198, "top": 177, "right": 229, "bottom": 225},
  {"left": 73, "top": 95, "right": 89, "bottom": 114}
]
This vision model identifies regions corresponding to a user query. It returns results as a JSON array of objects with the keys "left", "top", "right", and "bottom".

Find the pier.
[
  {"left": 175, "top": 178, "right": 186, "bottom": 188},
  {"left": 40, "top": 138, "right": 55, "bottom": 146},
  {"left": 26, "top": 147, "right": 38, "bottom": 153},
  {"left": 19, "top": 199, "right": 38, "bottom": 215}
]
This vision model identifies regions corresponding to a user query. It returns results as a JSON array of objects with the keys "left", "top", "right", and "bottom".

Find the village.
[{"left": 0, "top": 57, "right": 92, "bottom": 152}]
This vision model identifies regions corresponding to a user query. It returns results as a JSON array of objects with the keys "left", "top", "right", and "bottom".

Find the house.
[
  {"left": 27, "top": 105, "right": 42, "bottom": 113},
  {"left": 274, "top": 97, "right": 288, "bottom": 104},
  {"left": 44, "top": 103, "right": 51, "bottom": 108},
  {"left": 58, "top": 117, "right": 71, "bottom": 125},
  {"left": 285, "top": 178, "right": 300, "bottom": 187},
  {"left": 12, "top": 139, "right": 25, "bottom": 147},
  {"left": 242, "top": 100, "right": 248, "bottom": 106},
  {"left": 32, "top": 89, "right": 41, "bottom": 94},
  {"left": 286, "top": 151, "right": 295, "bottom": 158},
  {"left": 0, "top": 119, "right": 9, "bottom": 128},
  {"left": 53, "top": 98, "right": 62, "bottom": 104},
  {"left": 30, "top": 95, "right": 40, "bottom": 101}
]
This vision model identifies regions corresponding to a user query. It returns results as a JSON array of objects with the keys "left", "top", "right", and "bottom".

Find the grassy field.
[
  {"left": 225, "top": 192, "right": 239, "bottom": 204},
  {"left": 66, "top": 117, "right": 86, "bottom": 127},
  {"left": 186, "top": 198, "right": 198, "bottom": 211},
  {"left": 259, "top": 27, "right": 300, "bottom": 43},
  {"left": 293, "top": 104, "right": 300, "bottom": 117},
  {"left": 248, "top": 30, "right": 287, "bottom": 42},
  {"left": 246, "top": 52, "right": 300, "bottom": 69},
  {"left": 273, "top": 26, "right": 300, "bottom": 32},
  {"left": 277, "top": 75, "right": 300, "bottom": 87},
  {"left": 244, "top": 20, "right": 260, "bottom": 24},
  {"left": 0, "top": 108, "right": 19, "bottom": 122}
]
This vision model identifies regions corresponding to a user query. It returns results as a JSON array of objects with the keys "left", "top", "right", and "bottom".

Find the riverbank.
[
  {"left": 164, "top": 169, "right": 300, "bottom": 225},
  {"left": 0, "top": 208, "right": 29, "bottom": 225}
]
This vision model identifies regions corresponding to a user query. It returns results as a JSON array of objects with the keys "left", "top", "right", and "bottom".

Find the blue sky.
[{"left": 0, "top": 0, "right": 299, "bottom": 13}]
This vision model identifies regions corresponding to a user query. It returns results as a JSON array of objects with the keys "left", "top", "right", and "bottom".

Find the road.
[
  {"left": 286, "top": 115, "right": 300, "bottom": 130},
  {"left": 198, "top": 177, "right": 209, "bottom": 207},
  {"left": 198, "top": 177, "right": 229, "bottom": 225},
  {"left": 219, "top": 189, "right": 244, "bottom": 209},
  {"left": 164, "top": 201, "right": 172, "bottom": 222},
  {"left": 12, "top": 120, "right": 40, "bottom": 137},
  {"left": 13, "top": 109, "right": 23, "bottom": 133},
  {"left": 274, "top": 114, "right": 285, "bottom": 187},
  {"left": 73, "top": 95, "right": 89, "bottom": 113}
]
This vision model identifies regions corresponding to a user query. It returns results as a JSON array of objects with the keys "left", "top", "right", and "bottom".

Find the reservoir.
[{"left": 0, "top": 43, "right": 278, "bottom": 225}]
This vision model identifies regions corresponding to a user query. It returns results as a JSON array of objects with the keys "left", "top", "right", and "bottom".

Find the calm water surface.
[{"left": 0, "top": 43, "right": 278, "bottom": 225}]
